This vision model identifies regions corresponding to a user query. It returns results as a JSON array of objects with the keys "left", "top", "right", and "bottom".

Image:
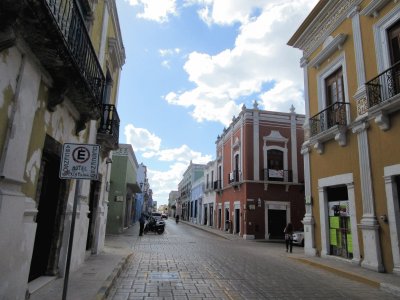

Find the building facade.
[
  {"left": 203, "top": 160, "right": 217, "bottom": 227},
  {"left": 0, "top": 0, "right": 125, "bottom": 297},
  {"left": 168, "top": 190, "right": 179, "bottom": 217},
  {"left": 106, "top": 144, "right": 141, "bottom": 234},
  {"left": 215, "top": 103, "right": 305, "bottom": 239},
  {"left": 177, "top": 161, "right": 206, "bottom": 221},
  {"left": 190, "top": 177, "right": 203, "bottom": 224},
  {"left": 288, "top": 0, "right": 400, "bottom": 273},
  {"left": 135, "top": 163, "right": 151, "bottom": 214}
]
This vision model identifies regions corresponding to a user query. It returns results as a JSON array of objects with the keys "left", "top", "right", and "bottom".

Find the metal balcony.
[
  {"left": 309, "top": 102, "right": 349, "bottom": 136},
  {"left": 366, "top": 61, "right": 400, "bottom": 109},
  {"left": 263, "top": 169, "right": 292, "bottom": 182},
  {"left": 1, "top": 0, "right": 105, "bottom": 126},
  {"left": 97, "top": 104, "right": 120, "bottom": 151},
  {"left": 213, "top": 180, "right": 222, "bottom": 191},
  {"left": 228, "top": 170, "right": 241, "bottom": 184}
]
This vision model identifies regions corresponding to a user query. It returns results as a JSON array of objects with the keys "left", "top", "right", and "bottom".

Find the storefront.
[{"left": 327, "top": 188, "right": 353, "bottom": 259}]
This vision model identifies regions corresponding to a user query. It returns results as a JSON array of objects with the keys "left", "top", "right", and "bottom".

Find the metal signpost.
[{"left": 59, "top": 143, "right": 100, "bottom": 300}]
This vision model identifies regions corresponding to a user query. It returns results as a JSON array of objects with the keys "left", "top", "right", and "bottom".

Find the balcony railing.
[
  {"left": 228, "top": 170, "right": 241, "bottom": 184},
  {"left": 213, "top": 180, "right": 222, "bottom": 190},
  {"left": 263, "top": 169, "right": 292, "bottom": 182},
  {"left": 1, "top": 0, "right": 105, "bottom": 121},
  {"left": 97, "top": 104, "right": 120, "bottom": 150},
  {"left": 366, "top": 61, "right": 400, "bottom": 109},
  {"left": 45, "top": 0, "right": 105, "bottom": 102},
  {"left": 310, "top": 102, "right": 349, "bottom": 136}
]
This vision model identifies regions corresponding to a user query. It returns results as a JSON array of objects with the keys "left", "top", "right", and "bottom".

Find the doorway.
[
  {"left": 235, "top": 208, "right": 240, "bottom": 234},
  {"left": 268, "top": 209, "right": 286, "bottom": 239},
  {"left": 86, "top": 180, "right": 101, "bottom": 251},
  {"left": 29, "top": 136, "right": 67, "bottom": 282}
]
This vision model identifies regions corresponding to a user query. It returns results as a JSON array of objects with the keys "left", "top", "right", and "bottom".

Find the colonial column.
[
  {"left": 348, "top": 7, "right": 369, "bottom": 117},
  {"left": 253, "top": 101, "right": 260, "bottom": 181},
  {"left": 290, "top": 105, "right": 298, "bottom": 183},
  {"left": 352, "top": 122, "right": 384, "bottom": 272}
]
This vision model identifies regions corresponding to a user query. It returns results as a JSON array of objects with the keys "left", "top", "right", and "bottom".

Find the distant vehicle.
[
  {"left": 292, "top": 231, "right": 304, "bottom": 246},
  {"left": 151, "top": 212, "right": 165, "bottom": 226},
  {"left": 161, "top": 213, "right": 168, "bottom": 219}
]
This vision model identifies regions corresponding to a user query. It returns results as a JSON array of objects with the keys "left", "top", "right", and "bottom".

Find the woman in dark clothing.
[{"left": 284, "top": 222, "right": 294, "bottom": 253}]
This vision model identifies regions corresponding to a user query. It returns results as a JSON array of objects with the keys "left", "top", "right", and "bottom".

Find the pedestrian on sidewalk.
[
  {"left": 139, "top": 213, "right": 145, "bottom": 236},
  {"left": 284, "top": 222, "right": 293, "bottom": 253}
]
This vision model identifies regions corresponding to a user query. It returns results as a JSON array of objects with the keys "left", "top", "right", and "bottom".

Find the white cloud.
[
  {"left": 161, "top": 60, "right": 170, "bottom": 68},
  {"left": 165, "top": 0, "right": 318, "bottom": 125},
  {"left": 147, "top": 162, "right": 187, "bottom": 203},
  {"left": 143, "top": 144, "right": 212, "bottom": 163},
  {"left": 159, "top": 48, "right": 181, "bottom": 57},
  {"left": 124, "top": 124, "right": 161, "bottom": 152},
  {"left": 125, "top": 0, "right": 177, "bottom": 23},
  {"left": 124, "top": 124, "right": 212, "bottom": 205},
  {"left": 259, "top": 80, "right": 303, "bottom": 113}
]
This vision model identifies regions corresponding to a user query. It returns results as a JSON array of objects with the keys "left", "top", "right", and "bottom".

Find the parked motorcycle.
[{"left": 144, "top": 216, "right": 165, "bottom": 234}]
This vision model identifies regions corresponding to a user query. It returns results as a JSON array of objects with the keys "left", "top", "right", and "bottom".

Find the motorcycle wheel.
[{"left": 157, "top": 227, "right": 165, "bottom": 234}]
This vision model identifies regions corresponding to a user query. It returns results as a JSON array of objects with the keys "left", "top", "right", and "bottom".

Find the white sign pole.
[
  {"left": 60, "top": 143, "right": 100, "bottom": 300},
  {"left": 62, "top": 179, "right": 81, "bottom": 300}
]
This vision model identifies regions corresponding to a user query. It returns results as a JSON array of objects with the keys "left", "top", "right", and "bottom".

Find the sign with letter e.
[{"left": 60, "top": 143, "right": 100, "bottom": 180}]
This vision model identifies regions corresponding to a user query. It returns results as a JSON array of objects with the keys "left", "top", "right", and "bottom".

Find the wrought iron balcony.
[
  {"left": 213, "top": 180, "right": 222, "bottom": 191},
  {"left": 263, "top": 169, "right": 292, "bottom": 182},
  {"left": 366, "top": 61, "right": 400, "bottom": 109},
  {"left": 97, "top": 104, "right": 120, "bottom": 151},
  {"left": 1, "top": 0, "right": 105, "bottom": 125},
  {"left": 228, "top": 170, "right": 241, "bottom": 184},
  {"left": 309, "top": 102, "right": 349, "bottom": 136}
]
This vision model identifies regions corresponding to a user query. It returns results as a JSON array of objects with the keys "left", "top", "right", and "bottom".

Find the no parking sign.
[{"left": 59, "top": 143, "right": 100, "bottom": 180}]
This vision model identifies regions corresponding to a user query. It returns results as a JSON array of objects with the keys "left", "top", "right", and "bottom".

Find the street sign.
[{"left": 59, "top": 143, "right": 100, "bottom": 180}]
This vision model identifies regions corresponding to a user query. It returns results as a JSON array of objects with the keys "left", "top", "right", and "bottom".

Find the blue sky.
[{"left": 115, "top": 0, "right": 318, "bottom": 206}]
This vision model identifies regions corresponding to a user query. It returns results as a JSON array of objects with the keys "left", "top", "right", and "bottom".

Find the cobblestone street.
[{"left": 107, "top": 220, "right": 398, "bottom": 300}]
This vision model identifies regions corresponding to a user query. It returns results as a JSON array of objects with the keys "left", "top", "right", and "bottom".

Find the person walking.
[
  {"left": 284, "top": 222, "right": 294, "bottom": 253},
  {"left": 139, "top": 213, "right": 146, "bottom": 236}
]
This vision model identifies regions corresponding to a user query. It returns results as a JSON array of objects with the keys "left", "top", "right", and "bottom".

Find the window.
[
  {"left": 388, "top": 20, "right": 400, "bottom": 94},
  {"left": 267, "top": 149, "right": 283, "bottom": 170},
  {"left": 325, "top": 68, "right": 344, "bottom": 106},
  {"left": 267, "top": 149, "right": 284, "bottom": 181},
  {"left": 103, "top": 70, "right": 113, "bottom": 104},
  {"left": 388, "top": 20, "right": 400, "bottom": 65}
]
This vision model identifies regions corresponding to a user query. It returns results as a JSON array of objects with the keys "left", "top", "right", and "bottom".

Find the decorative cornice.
[
  {"left": 309, "top": 34, "right": 347, "bottom": 69},
  {"left": 108, "top": 37, "right": 124, "bottom": 70},
  {"left": 290, "top": 0, "right": 361, "bottom": 58},
  {"left": 360, "top": 0, "right": 393, "bottom": 17}
]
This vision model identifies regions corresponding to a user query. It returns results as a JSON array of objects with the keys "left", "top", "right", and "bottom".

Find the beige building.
[
  {"left": 0, "top": 0, "right": 125, "bottom": 297},
  {"left": 288, "top": 0, "right": 400, "bottom": 273}
]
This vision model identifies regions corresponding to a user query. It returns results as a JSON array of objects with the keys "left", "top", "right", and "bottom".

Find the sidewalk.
[
  {"left": 28, "top": 225, "right": 139, "bottom": 300},
  {"left": 181, "top": 220, "right": 400, "bottom": 297}
]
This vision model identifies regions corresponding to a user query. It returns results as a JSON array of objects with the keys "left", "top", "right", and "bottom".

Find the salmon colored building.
[
  {"left": 214, "top": 103, "right": 305, "bottom": 240},
  {"left": 288, "top": 0, "right": 400, "bottom": 273}
]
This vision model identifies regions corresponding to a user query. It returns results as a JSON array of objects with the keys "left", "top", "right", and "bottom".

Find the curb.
[
  {"left": 94, "top": 253, "right": 133, "bottom": 300},
  {"left": 291, "top": 257, "right": 380, "bottom": 288},
  {"left": 180, "top": 221, "right": 233, "bottom": 240}
]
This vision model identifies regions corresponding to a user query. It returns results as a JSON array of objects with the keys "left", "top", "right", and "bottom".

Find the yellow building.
[
  {"left": 288, "top": 0, "right": 400, "bottom": 273},
  {"left": 0, "top": 0, "right": 125, "bottom": 297}
]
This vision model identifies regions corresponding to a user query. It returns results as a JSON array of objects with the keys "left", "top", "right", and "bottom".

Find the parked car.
[
  {"left": 292, "top": 231, "right": 304, "bottom": 246},
  {"left": 161, "top": 213, "right": 168, "bottom": 219}
]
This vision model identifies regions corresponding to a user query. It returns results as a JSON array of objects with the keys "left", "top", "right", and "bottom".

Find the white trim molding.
[
  {"left": 318, "top": 173, "right": 361, "bottom": 264},
  {"left": 309, "top": 34, "right": 348, "bottom": 69}
]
